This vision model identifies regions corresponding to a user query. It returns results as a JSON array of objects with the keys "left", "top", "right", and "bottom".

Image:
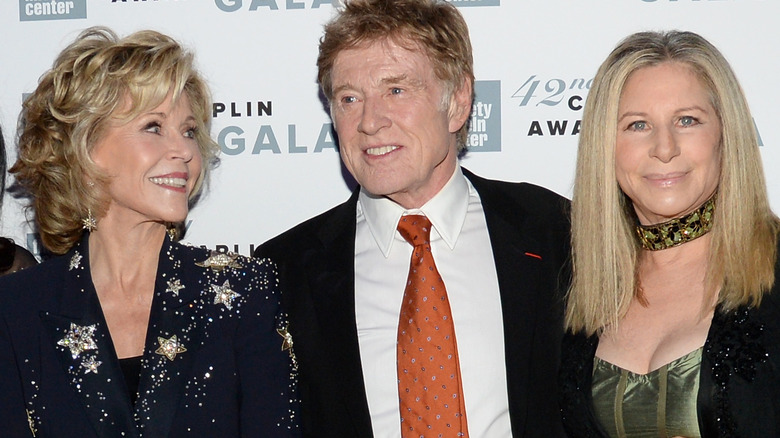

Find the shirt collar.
[{"left": 358, "top": 165, "right": 470, "bottom": 257}]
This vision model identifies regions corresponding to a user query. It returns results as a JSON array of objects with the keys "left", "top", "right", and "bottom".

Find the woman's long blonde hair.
[{"left": 566, "top": 30, "right": 779, "bottom": 335}]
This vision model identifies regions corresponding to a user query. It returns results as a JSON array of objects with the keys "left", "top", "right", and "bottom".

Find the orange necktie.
[{"left": 396, "top": 215, "right": 469, "bottom": 438}]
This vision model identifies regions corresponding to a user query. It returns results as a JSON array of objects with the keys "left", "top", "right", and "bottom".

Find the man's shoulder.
[
  {"left": 256, "top": 193, "right": 357, "bottom": 258},
  {"left": 464, "top": 168, "right": 570, "bottom": 214}
]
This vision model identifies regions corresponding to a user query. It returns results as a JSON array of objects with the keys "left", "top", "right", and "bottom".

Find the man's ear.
[{"left": 448, "top": 77, "right": 473, "bottom": 134}]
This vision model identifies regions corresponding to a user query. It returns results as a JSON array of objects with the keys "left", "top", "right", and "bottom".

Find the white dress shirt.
[{"left": 354, "top": 165, "right": 513, "bottom": 438}]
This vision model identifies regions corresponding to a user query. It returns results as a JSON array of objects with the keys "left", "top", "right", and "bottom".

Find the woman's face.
[
  {"left": 90, "top": 93, "right": 203, "bottom": 226},
  {"left": 615, "top": 62, "right": 721, "bottom": 225}
]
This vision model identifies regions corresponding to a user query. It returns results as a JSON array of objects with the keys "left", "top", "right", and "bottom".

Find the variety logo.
[
  {"left": 19, "top": 0, "right": 86, "bottom": 21},
  {"left": 214, "top": 0, "right": 333, "bottom": 12},
  {"left": 467, "top": 80, "right": 501, "bottom": 152},
  {"left": 448, "top": 0, "right": 500, "bottom": 6}
]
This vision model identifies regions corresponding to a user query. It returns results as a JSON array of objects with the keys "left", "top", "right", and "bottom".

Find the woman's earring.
[
  {"left": 82, "top": 209, "right": 97, "bottom": 232},
  {"left": 166, "top": 223, "right": 179, "bottom": 241}
]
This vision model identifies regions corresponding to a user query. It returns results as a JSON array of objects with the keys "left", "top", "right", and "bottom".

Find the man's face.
[{"left": 329, "top": 38, "right": 471, "bottom": 209}]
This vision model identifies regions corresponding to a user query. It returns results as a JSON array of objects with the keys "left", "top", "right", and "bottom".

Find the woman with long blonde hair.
[{"left": 560, "top": 30, "right": 780, "bottom": 437}]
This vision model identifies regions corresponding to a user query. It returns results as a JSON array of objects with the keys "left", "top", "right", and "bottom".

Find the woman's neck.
[
  {"left": 87, "top": 216, "right": 167, "bottom": 298},
  {"left": 639, "top": 232, "right": 711, "bottom": 274}
]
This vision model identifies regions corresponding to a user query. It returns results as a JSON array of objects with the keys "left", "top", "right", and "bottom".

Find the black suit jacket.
[
  {"left": 559, "top": 241, "right": 780, "bottom": 437},
  {"left": 256, "top": 169, "right": 571, "bottom": 437},
  {"left": 0, "top": 235, "right": 299, "bottom": 437}
]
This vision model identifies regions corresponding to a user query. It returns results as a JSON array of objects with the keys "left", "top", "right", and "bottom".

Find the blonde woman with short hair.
[{"left": 0, "top": 27, "right": 299, "bottom": 437}]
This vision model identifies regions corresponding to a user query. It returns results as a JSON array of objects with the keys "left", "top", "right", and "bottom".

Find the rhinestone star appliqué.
[
  {"left": 277, "top": 325, "right": 298, "bottom": 368},
  {"left": 69, "top": 252, "right": 83, "bottom": 271},
  {"left": 211, "top": 280, "right": 241, "bottom": 310},
  {"left": 165, "top": 279, "right": 185, "bottom": 296},
  {"left": 156, "top": 335, "right": 187, "bottom": 361},
  {"left": 277, "top": 326, "right": 293, "bottom": 352},
  {"left": 81, "top": 355, "right": 102, "bottom": 374},
  {"left": 57, "top": 323, "right": 98, "bottom": 359},
  {"left": 196, "top": 251, "right": 243, "bottom": 272}
]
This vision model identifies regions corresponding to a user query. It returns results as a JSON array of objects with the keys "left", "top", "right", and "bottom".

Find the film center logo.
[
  {"left": 449, "top": 0, "right": 500, "bottom": 6},
  {"left": 19, "top": 0, "right": 86, "bottom": 21},
  {"left": 467, "top": 80, "right": 501, "bottom": 152}
]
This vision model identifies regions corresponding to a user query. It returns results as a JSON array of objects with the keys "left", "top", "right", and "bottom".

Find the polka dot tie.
[{"left": 396, "top": 215, "right": 469, "bottom": 438}]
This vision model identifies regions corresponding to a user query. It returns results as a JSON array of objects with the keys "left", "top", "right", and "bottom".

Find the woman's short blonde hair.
[
  {"left": 11, "top": 27, "right": 219, "bottom": 254},
  {"left": 566, "top": 30, "right": 779, "bottom": 335}
]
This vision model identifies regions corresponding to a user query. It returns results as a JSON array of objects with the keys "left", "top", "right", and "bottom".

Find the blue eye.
[
  {"left": 342, "top": 96, "right": 356, "bottom": 104},
  {"left": 391, "top": 87, "right": 402, "bottom": 95},
  {"left": 144, "top": 122, "right": 162, "bottom": 134},
  {"left": 184, "top": 126, "right": 197, "bottom": 139},
  {"left": 630, "top": 121, "right": 647, "bottom": 131},
  {"left": 680, "top": 116, "right": 696, "bottom": 127}
]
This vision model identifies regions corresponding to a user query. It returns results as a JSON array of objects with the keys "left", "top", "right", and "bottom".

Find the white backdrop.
[{"left": 2, "top": 0, "right": 778, "bottom": 259}]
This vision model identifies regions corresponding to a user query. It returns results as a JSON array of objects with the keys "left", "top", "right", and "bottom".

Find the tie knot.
[{"left": 397, "top": 215, "right": 431, "bottom": 246}]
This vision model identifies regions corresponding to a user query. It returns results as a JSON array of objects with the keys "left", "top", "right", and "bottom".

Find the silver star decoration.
[
  {"left": 81, "top": 355, "right": 102, "bottom": 374},
  {"left": 69, "top": 252, "right": 83, "bottom": 271},
  {"left": 165, "top": 279, "right": 185, "bottom": 296},
  {"left": 277, "top": 325, "right": 298, "bottom": 368},
  {"left": 277, "top": 326, "right": 293, "bottom": 352},
  {"left": 196, "top": 251, "right": 243, "bottom": 272},
  {"left": 156, "top": 335, "right": 187, "bottom": 361},
  {"left": 211, "top": 280, "right": 241, "bottom": 310},
  {"left": 57, "top": 323, "right": 97, "bottom": 359}
]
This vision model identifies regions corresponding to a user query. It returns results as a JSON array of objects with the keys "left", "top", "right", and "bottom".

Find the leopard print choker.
[{"left": 635, "top": 196, "right": 715, "bottom": 251}]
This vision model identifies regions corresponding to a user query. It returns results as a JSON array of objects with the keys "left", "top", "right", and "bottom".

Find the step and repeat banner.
[{"left": 1, "top": 0, "right": 778, "bottom": 259}]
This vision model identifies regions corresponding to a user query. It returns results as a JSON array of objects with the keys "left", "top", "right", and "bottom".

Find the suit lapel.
[
  {"left": 134, "top": 239, "right": 211, "bottom": 437},
  {"left": 40, "top": 238, "right": 139, "bottom": 437},
  {"left": 465, "top": 170, "right": 546, "bottom": 433},
  {"left": 309, "top": 190, "right": 375, "bottom": 436}
]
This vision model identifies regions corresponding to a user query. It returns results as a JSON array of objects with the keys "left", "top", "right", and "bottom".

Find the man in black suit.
[{"left": 256, "top": 1, "right": 570, "bottom": 436}]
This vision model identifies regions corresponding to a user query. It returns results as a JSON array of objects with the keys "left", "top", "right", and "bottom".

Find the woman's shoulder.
[
  {"left": 172, "top": 241, "right": 281, "bottom": 298},
  {"left": 174, "top": 241, "right": 275, "bottom": 266},
  {"left": 752, "top": 281, "right": 780, "bottom": 352}
]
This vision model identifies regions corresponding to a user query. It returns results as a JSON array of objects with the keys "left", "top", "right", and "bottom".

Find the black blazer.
[
  {"left": 255, "top": 169, "right": 571, "bottom": 437},
  {"left": 559, "top": 242, "right": 780, "bottom": 437},
  {"left": 0, "top": 235, "right": 299, "bottom": 437}
]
